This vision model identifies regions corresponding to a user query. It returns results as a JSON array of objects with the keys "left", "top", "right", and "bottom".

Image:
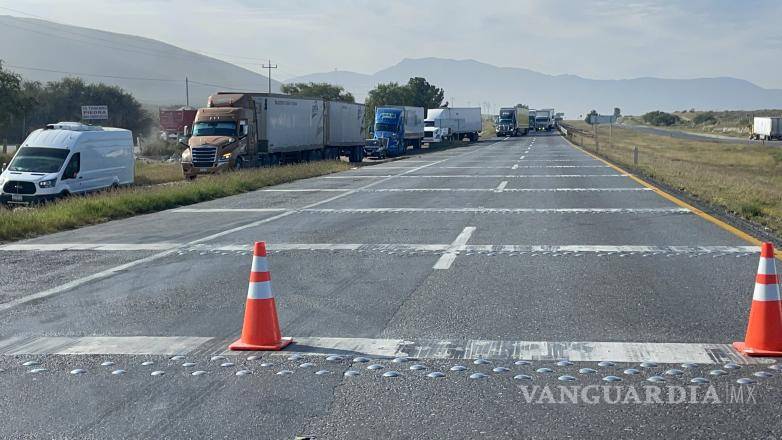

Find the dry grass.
[
  {"left": 564, "top": 121, "right": 782, "bottom": 234},
  {"left": 0, "top": 161, "right": 351, "bottom": 242},
  {"left": 134, "top": 161, "right": 183, "bottom": 185}
]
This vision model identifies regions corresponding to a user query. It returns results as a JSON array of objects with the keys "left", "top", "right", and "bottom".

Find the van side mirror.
[{"left": 183, "top": 126, "right": 190, "bottom": 137}]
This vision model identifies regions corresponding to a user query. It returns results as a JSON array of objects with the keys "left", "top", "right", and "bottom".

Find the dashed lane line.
[
  {"left": 172, "top": 208, "right": 691, "bottom": 214},
  {"left": 324, "top": 174, "right": 630, "bottom": 179},
  {"left": 0, "top": 143, "right": 496, "bottom": 313},
  {"left": 260, "top": 188, "right": 653, "bottom": 193},
  {"left": 1, "top": 335, "right": 767, "bottom": 365},
  {"left": 494, "top": 181, "right": 508, "bottom": 193},
  {"left": 433, "top": 226, "right": 476, "bottom": 270},
  {"left": 0, "top": 243, "right": 757, "bottom": 254}
]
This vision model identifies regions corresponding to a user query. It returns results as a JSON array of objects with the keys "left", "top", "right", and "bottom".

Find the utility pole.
[
  {"left": 185, "top": 77, "right": 190, "bottom": 107},
  {"left": 263, "top": 60, "right": 278, "bottom": 94}
]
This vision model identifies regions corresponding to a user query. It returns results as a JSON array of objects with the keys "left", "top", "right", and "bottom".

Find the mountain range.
[
  {"left": 0, "top": 15, "right": 280, "bottom": 107},
  {"left": 289, "top": 58, "right": 782, "bottom": 118},
  {"left": 2, "top": 15, "right": 781, "bottom": 117}
]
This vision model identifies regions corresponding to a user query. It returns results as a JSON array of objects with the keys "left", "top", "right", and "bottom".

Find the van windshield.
[
  {"left": 192, "top": 121, "right": 237, "bottom": 136},
  {"left": 8, "top": 147, "right": 70, "bottom": 173}
]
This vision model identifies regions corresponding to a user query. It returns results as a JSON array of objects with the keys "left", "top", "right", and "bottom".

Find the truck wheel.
[{"left": 233, "top": 156, "right": 244, "bottom": 171}]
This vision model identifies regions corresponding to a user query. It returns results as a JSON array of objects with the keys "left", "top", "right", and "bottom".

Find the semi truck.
[
  {"left": 364, "top": 106, "right": 424, "bottom": 158},
  {"left": 159, "top": 106, "right": 197, "bottom": 140},
  {"left": 751, "top": 117, "right": 782, "bottom": 141},
  {"left": 423, "top": 107, "right": 482, "bottom": 143},
  {"left": 495, "top": 105, "right": 530, "bottom": 137},
  {"left": 535, "top": 108, "right": 555, "bottom": 131},
  {"left": 181, "top": 93, "right": 366, "bottom": 178}
]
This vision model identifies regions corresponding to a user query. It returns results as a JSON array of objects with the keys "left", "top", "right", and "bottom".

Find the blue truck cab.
[
  {"left": 372, "top": 107, "right": 407, "bottom": 157},
  {"left": 365, "top": 106, "right": 424, "bottom": 158}
]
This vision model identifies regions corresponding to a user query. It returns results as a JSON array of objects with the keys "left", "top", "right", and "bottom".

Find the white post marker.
[{"left": 433, "top": 227, "right": 476, "bottom": 270}]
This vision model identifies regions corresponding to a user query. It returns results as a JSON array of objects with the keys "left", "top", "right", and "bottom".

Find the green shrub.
[
  {"left": 140, "top": 139, "right": 183, "bottom": 158},
  {"left": 642, "top": 111, "right": 680, "bottom": 126},
  {"left": 693, "top": 112, "right": 717, "bottom": 125}
]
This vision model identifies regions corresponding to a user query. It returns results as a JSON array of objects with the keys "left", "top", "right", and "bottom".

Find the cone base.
[
  {"left": 229, "top": 337, "right": 293, "bottom": 351},
  {"left": 733, "top": 341, "right": 782, "bottom": 357}
]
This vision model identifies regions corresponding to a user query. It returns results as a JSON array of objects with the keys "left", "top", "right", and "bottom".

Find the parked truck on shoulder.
[
  {"left": 535, "top": 108, "right": 555, "bottom": 131},
  {"left": 751, "top": 117, "right": 782, "bottom": 141},
  {"left": 364, "top": 106, "right": 424, "bottom": 158},
  {"left": 423, "top": 107, "right": 482, "bottom": 144},
  {"left": 181, "top": 93, "right": 366, "bottom": 178}
]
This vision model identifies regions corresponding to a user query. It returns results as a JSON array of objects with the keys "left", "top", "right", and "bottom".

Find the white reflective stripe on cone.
[
  {"left": 753, "top": 282, "right": 781, "bottom": 301},
  {"left": 757, "top": 257, "right": 777, "bottom": 276},
  {"left": 247, "top": 281, "right": 274, "bottom": 299},
  {"left": 251, "top": 257, "right": 269, "bottom": 273}
]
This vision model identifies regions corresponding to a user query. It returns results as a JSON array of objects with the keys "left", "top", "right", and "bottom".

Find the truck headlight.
[
  {"left": 38, "top": 178, "right": 57, "bottom": 188},
  {"left": 181, "top": 149, "right": 192, "bottom": 162},
  {"left": 219, "top": 152, "right": 231, "bottom": 162}
]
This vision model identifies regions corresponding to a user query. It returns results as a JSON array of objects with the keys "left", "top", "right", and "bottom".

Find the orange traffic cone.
[
  {"left": 733, "top": 243, "right": 782, "bottom": 356},
  {"left": 229, "top": 242, "right": 292, "bottom": 351}
]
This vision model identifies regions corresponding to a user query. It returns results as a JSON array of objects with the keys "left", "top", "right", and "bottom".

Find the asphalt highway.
[{"left": 1, "top": 133, "right": 780, "bottom": 439}]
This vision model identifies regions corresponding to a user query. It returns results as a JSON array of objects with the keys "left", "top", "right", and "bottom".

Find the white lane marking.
[
  {"left": 254, "top": 188, "right": 652, "bottom": 194},
  {"left": 495, "top": 181, "right": 508, "bottom": 193},
  {"left": 0, "top": 145, "right": 475, "bottom": 313},
  {"left": 325, "top": 174, "right": 629, "bottom": 179},
  {"left": 433, "top": 226, "right": 476, "bottom": 270},
  {"left": 260, "top": 189, "right": 351, "bottom": 192},
  {"left": 442, "top": 166, "right": 608, "bottom": 169},
  {"left": 1, "top": 336, "right": 765, "bottom": 364},
  {"left": 518, "top": 155, "right": 525, "bottom": 160},
  {"left": 172, "top": 208, "right": 287, "bottom": 213},
  {"left": 170, "top": 208, "right": 691, "bottom": 214},
  {"left": 0, "top": 336, "right": 213, "bottom": 355}
]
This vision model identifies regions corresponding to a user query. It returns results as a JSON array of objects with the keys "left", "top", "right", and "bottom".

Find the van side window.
[{"left": 63, "top": 153, "right": 80, "bottom": 179}]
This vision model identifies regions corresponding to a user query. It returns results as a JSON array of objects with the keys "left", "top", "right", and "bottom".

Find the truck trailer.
[
  {"left": 424, "top": 107, "right": 482, "bottom": 143},
  {"left": 752, "top": 117, "right": 782, "bottom": 141},
  {"left": 181, "top": 93, "right": 366, "bottom": 178},
  {"left": 365, "top": 106, "right": 424, "bottom": 158}
]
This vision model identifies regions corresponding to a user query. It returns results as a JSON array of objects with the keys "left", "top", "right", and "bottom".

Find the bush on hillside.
[
  {"left": 693, "top": 112, "right": 717, "bottom": 125},
  {"left": 642, "top": 111, "right": 680, "bottom": 126}
]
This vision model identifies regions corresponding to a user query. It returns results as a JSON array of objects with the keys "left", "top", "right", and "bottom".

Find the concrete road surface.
[{"left": 1, "top": 133, "right": 780, "bottom": 439}]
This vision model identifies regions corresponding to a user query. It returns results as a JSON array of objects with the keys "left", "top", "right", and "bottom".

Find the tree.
[
  {"left": 641, "top": 111, "right": 680, "bottom": 126},
  {"left": 585, "top": 109, "right": 598, "bottom": 124},
  {"left": 364, "top": 77, "right": 445, "bottom": 130},
  {"left": 281, "top": 82, "right": 355, "bottom": 102},
  {"left": 404, "top": 77, "right": 444, "bottom": 113},
  {"left": 613, "top": 107, "right": 621, "bottom": 117},
  {"left": 0, "top": 61, "right": 22, "bottom": 137}
]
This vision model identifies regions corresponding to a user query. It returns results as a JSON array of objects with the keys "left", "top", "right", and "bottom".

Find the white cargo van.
[{"left": 0, "top": 122, "right": 134, "bottom": 205}]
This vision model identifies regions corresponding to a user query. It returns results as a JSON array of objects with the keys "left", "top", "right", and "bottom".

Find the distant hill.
[
  {"left": 289, "top": 58, "right": 782, "bottom": 118},
  {"left": 0, "top": 16, "right": 280, "bottom": 106}
]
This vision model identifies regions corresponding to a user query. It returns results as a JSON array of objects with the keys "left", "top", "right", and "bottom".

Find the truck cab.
[
  {"left": 181, "top": 94, "right": 252, "bottom": 179},
  {"left": 369, "top": 107, "right": 407, "bottom": 157},
  {"left": 496, "top": 108, "right": 518, "bottom": 137}
]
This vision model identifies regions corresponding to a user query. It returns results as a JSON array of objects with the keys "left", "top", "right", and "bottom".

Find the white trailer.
[
  {"left": 401, "top": 106, "right": 425, "bottom": 146},
  {"left": 325, "top": 101, "right": 367, "bottom": 162},
  {"left": 252, "top": 95, "right": 325, "bottom": 153},
  {"left": 424, "top": 107, "right": 482, "bottom": 143},
  {"left": 752, "top": 117, "right": 782, "bottom": 141}
]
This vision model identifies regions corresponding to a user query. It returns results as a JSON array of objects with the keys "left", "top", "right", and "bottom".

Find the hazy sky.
[{"left": 4, "top": 0, "right": 782, "bottom": 88}]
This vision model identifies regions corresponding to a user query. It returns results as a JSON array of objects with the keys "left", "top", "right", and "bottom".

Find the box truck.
[
  {"left": 181, "top": 93, "right": 367, "bottom": 178},
  {"left": 751, "top": 117, "right": 782, "bottom": 141},
  {"left": 159, "top": 106, "right": 197, "bottom": 139},
  {"left": 0, "top": 122, "right": 134, "bottom": 204},
  {"left": 424, "top": 107, "right": 482, "bottom": 143},
  {"left": 495, "top": 105, "right": 530, "bottom": 137},
  {"left": 365, "top": 106, "right": 424, "bottom": 158},
  {"left": 535, "top": 108, "right": 555, "bottom": 131}
]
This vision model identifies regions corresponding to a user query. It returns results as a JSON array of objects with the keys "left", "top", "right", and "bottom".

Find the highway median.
[{"left": 0, "top": 160, "right": 351, "bottom": 243}]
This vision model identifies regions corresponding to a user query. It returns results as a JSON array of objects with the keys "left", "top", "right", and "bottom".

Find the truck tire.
[
  {"left": 348, "top": 146, "right": 363, "bottom": 163},
  {"left": 233, "top": 156, "right": 244, "bottom": 171}
]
